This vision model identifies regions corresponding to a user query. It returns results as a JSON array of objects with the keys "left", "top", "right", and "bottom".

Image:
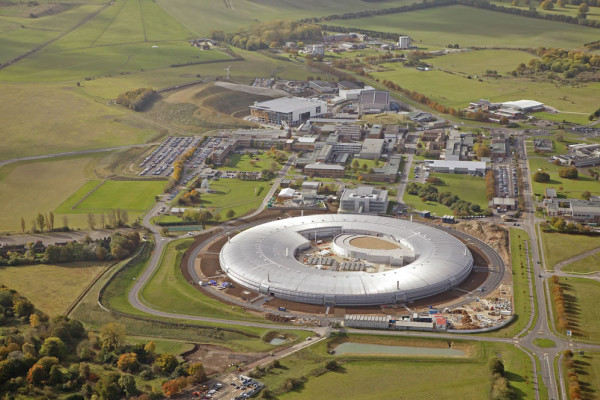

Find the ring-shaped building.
[{"left": 219, "top": 214, "right": 473, "bottom": 306}]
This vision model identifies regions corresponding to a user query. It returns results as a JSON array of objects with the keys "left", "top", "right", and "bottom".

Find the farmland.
[
  {"left": 372, "top": 57, "right": 600, "bottom": 113},
  {"left": 0, "top": 155, "right": 102, "bottom": 232},
  {"left": 0, "top": 262, "right": 108, "bottom": 316},
  {"left": 331, "top": 5, "right": 600, "bottom": 49}
]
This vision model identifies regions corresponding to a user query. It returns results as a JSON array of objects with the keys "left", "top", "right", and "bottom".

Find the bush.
[
  {"left": 533, "top": 171, "right": 550, "bottom": 183},
  {"left": 558, "top": 166, "right": 578, "bottom": 179}
]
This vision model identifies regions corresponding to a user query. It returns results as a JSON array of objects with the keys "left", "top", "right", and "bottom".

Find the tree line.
[
  {"left": 0, "top": 287, "right": 207, "bottom": 399},
  {"left": 512, "top": 47, "right": 600, "bottom": 80},
  {"left": 224, "top": 20, "right": 322, "bottom": 50},
  {"left": 0, "top": 231, "right": 141, "bottom": 266},
  {"left": 300, "top": 0, "right": 600, "bottom": 29}
]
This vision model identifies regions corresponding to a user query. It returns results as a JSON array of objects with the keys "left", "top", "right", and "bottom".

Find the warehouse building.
[{"left": 250, "top": 97, "right": 327, "bottom": 126}]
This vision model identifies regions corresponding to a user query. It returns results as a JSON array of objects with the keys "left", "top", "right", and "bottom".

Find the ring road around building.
[{"left": 219, "top": 214, "right": 474, "bottom": 306}]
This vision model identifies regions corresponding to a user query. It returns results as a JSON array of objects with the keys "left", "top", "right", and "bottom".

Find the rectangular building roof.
[
  {"left": 305, "top": 163, "right": 345, "bottom": 170},
  {"left": 250, "top": 97, "right": 326, "bottom": 113},
  {"left": 426, "top": 160, "right": 487, "bottom": 170}
]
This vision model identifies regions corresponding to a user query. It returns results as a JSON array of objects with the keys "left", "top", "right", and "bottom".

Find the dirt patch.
[
  {"left": 454, "top": 221, "right": 509, "bottom": 265},
  {"left": 349, "top": 236, "right": 399, "bottom": 250},
  {"left": 183, "top": 344, "right": 267, "bottom": 374}
]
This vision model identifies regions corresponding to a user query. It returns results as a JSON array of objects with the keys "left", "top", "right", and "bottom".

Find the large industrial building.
[
  {"left": 250, "top": 97, "right": 327, "bottom": 126},
  {"left": 219, "top": 214, "right": 474, "bottom": 306}
]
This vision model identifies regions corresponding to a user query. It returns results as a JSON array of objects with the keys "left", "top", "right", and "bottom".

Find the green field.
[
  {"left": 0, "top": 156, "right": 101, "bottom": 232},
  {"left": 530, "top": 170, "right": 600, "bottom": 200},
  {"left": 140, "top": 239, "right": 268, "bottom": 322},
  {"left": 332, "top": 5, "right": 600, "bottom": 49},
  {"left": 0, "top": 262, "right": 108, "bottom": 316},
  {"left": 552, "top": 277, "right": 600, "bottom": 341},
  {"left": 156, "top": 0, "right": 415, "bottom": 35},
  {"left": 217, "top": 152, "right": 282, "bottom": 171},
  {"left": 541, "top": 231, "right": 600, "bottom": 269},
  {"left": 402, "top": 172, "right": 487, "bottom": 215},
  {"left": 200, "top": 178, "right": 268, "bottom": 218},
  {"left": 373, "top": 59, "right": 600, "bottom": 113},
  {"left": 562, "top": 252, "right": 600, "bottom": 274},
  {"left": 490, "top": 0, "right": 600, "bottom": 23},
  {"left": 430, "top": 49, "right": 536, "bottom": 76},
  {"left": 260, "top": 335, "right": 536, "bottom": 400},
  {"left": 0, "top": 0, "right": 235, "bottom": 82},
  {"left": 563, "top": 351, "right": 600, "bottom": 400},
  {"left": 0, "top": 84, "right": 157, "bottom": 160},
  {"left": 61, "top": 180, "right": 164, "bottom": 212}
]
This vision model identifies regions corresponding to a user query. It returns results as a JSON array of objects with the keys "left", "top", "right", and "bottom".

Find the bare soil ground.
[
  {"left": 183, "top": 344, "right": 267, "bottom": 374},
  {"left": 349, "top": 236, "right": 398, "bottom": 250}
]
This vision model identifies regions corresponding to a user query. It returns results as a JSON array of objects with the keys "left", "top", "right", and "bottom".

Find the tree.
[
  {"left": 36, "top": 213, "right": 46, "bottom": 232},
  {"left": 475, "top": 144, "right": 491, "bottom": 158},
  {"left": 187, "top": 362, "right": 207, "bottom": 383},
  {"left": 100, "top": 322, "right": 125, "bottom": 351},
  {"left": 489, "top": 357, "right": 505, "bottom": 376},
  {"left": 555, "top": 132, "right": 565, "bottom": 142},
  {"left": 533, "top": 171, "right": 550, "bottom": 182},
  {"left": 118, "top": 374, "right": 138, "bottom": 398},
  {"left": 117, "top": 352, "right": 139, "bottom": 372},
  {"left": 226, "top": 209, "right": 235, "bottom": 219},
  {"left": 48, "top": 212, "right": 54, "bottom": 231},
  {"left": 582, "top": 191, "right": 591, "bottom": 200},
  {"left": 20, "top": 217, "right": 25, "bottom": 233},
  {"left": 96, "top": 372, "right": 122, "bottom": 400},
  {"left": 559, "top": 166, "right": 578, "bottom": 179},
  {"left": 26, "top": 364, "right": 46, "bottom": 386},
  {"left": 39, "top": 337, "right": 67, "bottom": 359},
  {"left": 557, "top": 0, "right": 566, "bottom": 6},
  {"left": 87, "top": 213, "right": 96, "bottom": 230},
  {"left": 154, "top": 354, "right": 179, "bottom": 374},
  {"left": 541, "top": 0, "right": 554, "bottom": 9},
  {"left": 579, "top": 2, "right": 590, "bottom": 13}
]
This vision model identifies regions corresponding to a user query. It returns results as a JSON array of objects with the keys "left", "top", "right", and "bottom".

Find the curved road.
[{"left": 121, "top": 136, "right": 600, "bottom": 400}]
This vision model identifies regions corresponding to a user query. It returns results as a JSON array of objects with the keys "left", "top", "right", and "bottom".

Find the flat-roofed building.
[
  {"left": 335, "top": 124, "right": 363, "bottom": 141},
  {"left": 339, "top": 186, "right": 389, "bottom": 214},
  {"left": 360, "top": 138, "right": 385, "bottom": 159},
  {"left": 250, "top": 97, "right": 326, "bottom": 126},
  {"left": 304, "top": 163, "right": 345, "bottom": 178},
  {"left": 425, "top": 160, "right": 487, "bottom": 175},
  {"left": 309, "top": 80, "right": 338, "bottom": 93}
]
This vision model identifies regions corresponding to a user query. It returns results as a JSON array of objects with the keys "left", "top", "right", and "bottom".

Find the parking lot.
[
  {"left": 495, "top": 163, "right": 518, "bottom": 198},
  {"left": 138, "top": 136, "right": 201, "bottom": 177},
  {"left": 193, "top": 376, "right": 264, "bottom": 400}
]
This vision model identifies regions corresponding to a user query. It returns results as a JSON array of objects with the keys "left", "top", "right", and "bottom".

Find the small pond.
[
  {"left": 269, "top": 338, "right": 288, "bottom": 345},
  {"left": 334, "top": 342, "right": 465, "bottom": 357}
]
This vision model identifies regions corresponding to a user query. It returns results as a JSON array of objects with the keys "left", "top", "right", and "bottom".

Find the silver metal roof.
[{"left": 219, "top": 214, "right": 473, "bottom": 306}]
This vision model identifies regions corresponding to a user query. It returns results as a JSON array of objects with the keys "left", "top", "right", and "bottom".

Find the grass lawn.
[
  {"left": 490, "top": 0, "right": 600, "bottom": 23},
  {"left": 563, "top": 351, "right": 600, "bottom": 400},
  {"left": 75, "top": 245, "right": 285, "bottom": 352},
  {"left": 533, "top": 111, "right": 593, "bottom": 125},
  {"left": 430, "top": 49, "right": 536, "bottom": 76},
  {"left": 530, "top": 172, "right": 600, "bottom": 200},
  {"left": 332, "top": 5, "right": 600, "bottom": 49},
  {"left": 140, "top": 239, "right": 268, "bottom": 323},
  {"left": 541, "top": 231, "right": 600, "bottom": 269},
  {"left": 262, "top": 334, "right": 536, "bottom": 400},
  {"left": 0, "top": 156, "right": 101, "bottom": 232},
  {"left": 551, "top": 277, "right": 600, "bottom": 341},
  {"left": 69, "top": 180, "right": 164, "bottom": 212},
  {"left": 562, "top": 252, "right": 600, "bottom": 274},
  {"left": 402, "top": 172, "right": 487, "bottom": 215},
  {"left": 533, "top": 338, "right": 556, "bottom": 348},
  {"left": 200, "top": 178, "right": 268, "bottom": 218},
  {"left": 217, "top": 151, "right": 287, "bottom": 172},
  {"left": 0, "top": 83, "right": 157, "bottom": 160},
  {"left": 0, "top": 262, "right": 108, "bottom": 316}
]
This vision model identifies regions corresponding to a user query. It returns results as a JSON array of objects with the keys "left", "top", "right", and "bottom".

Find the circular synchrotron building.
[{"left": 219, "top": 214, "right": 473, "bottom": 306}]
